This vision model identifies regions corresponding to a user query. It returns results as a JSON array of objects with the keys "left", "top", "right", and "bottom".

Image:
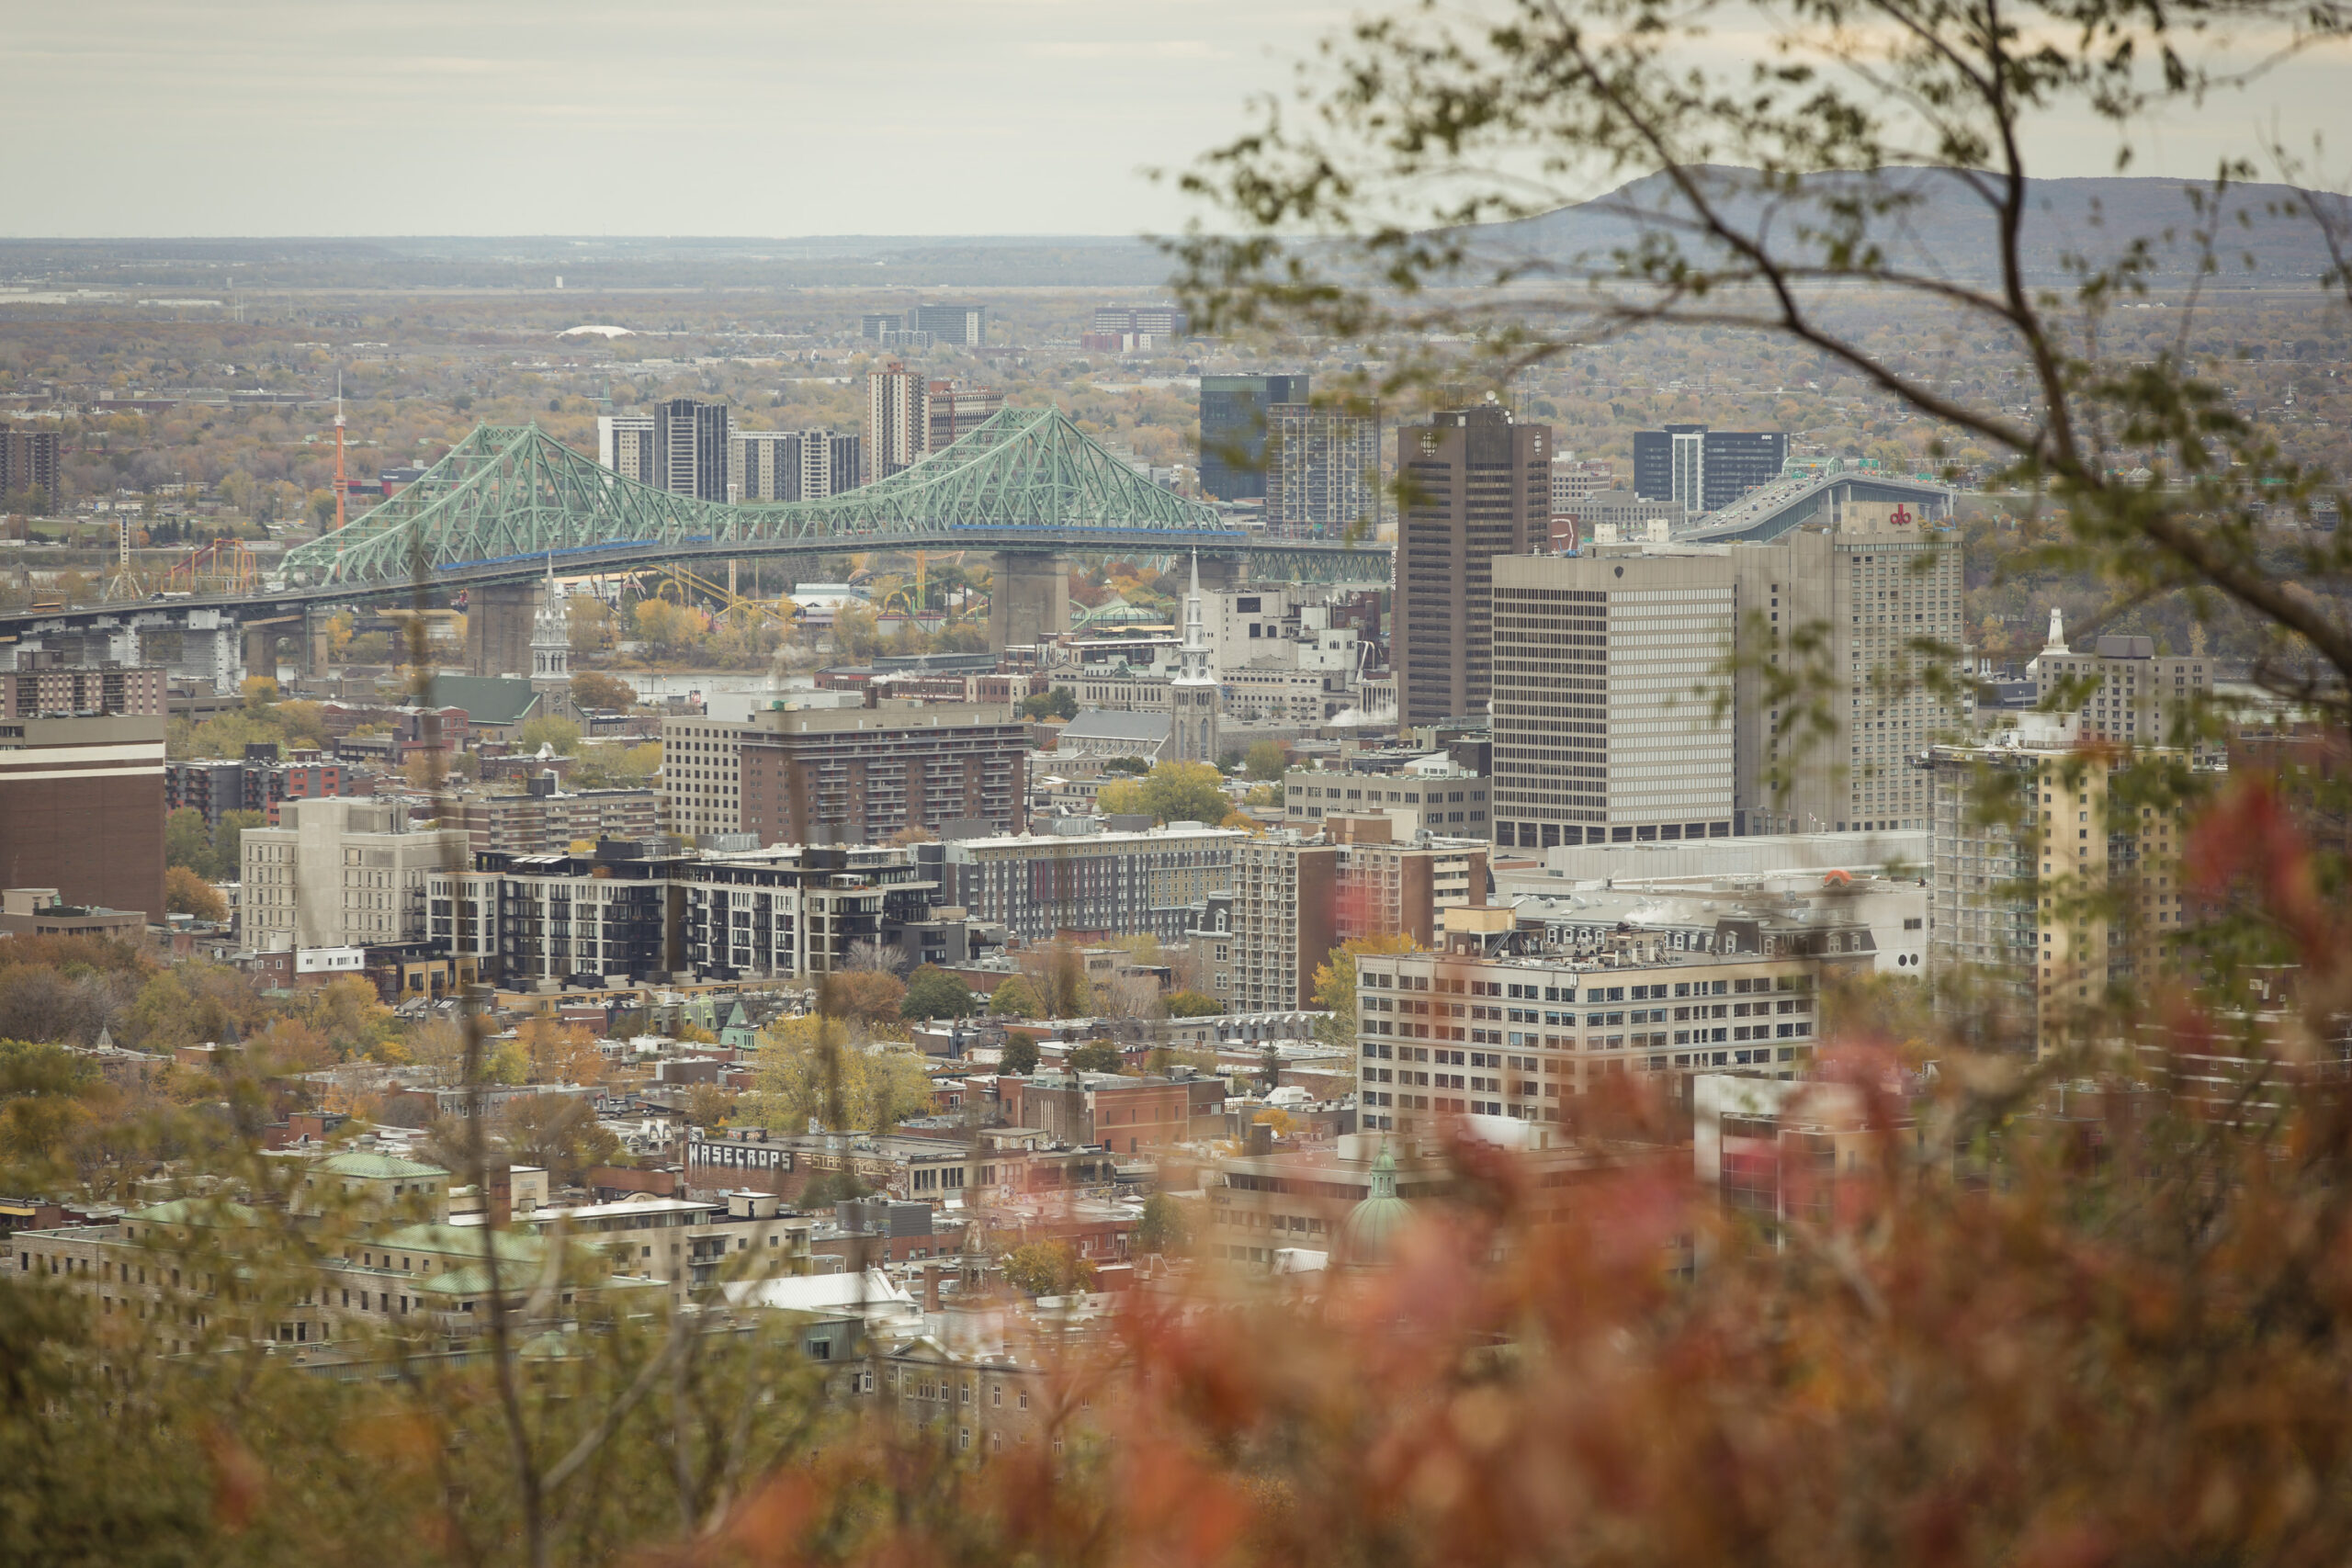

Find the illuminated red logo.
[{"left": 1891, "top": 504, "right": 1914, "bottom": 527}]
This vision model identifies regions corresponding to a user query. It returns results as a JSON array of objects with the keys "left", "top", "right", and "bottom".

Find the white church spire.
[{"left": 1170, "top": 549, "right": 1220, "bottom": 764}]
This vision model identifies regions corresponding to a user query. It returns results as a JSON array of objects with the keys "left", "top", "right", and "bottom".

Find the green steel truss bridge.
[{"left": 279, "top": 406, "right": 1391, "bottom": 591}]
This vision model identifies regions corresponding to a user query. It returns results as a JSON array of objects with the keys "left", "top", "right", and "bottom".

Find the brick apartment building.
[
  {"left": 165, "top": 745, "right": 351, "bottom": 827},
  {"left": 1, "top": 662, "right": 164, "bottom": 719},
  {"left": 737, "top": 705, "right": 1029, "bottom": 846}
]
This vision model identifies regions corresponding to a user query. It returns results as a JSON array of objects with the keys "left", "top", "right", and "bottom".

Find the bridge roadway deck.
[{"left": 0, "top": 532, "right": 1393, "bottom": 635}]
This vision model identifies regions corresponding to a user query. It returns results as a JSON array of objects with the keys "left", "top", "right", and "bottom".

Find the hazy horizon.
[{"left": 7, "top": 0, "right": 2347, "bottom": 242}]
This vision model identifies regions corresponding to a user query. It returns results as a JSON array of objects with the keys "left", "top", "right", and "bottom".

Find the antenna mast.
[{"left": 334, "top": 371, "right": 347, "bottom": 534}]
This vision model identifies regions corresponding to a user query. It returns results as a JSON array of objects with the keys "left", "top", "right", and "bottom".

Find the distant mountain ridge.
[
  {"left": 1492, "top": 166, "right": 2352, "bottom": 285},
  {"left": 0, "top": 234, "right": 1173, "bottom": 291}
]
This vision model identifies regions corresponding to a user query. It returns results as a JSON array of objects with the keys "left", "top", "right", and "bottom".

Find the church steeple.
[
  {"left": 530, "top": 556, "right": 575, "bottom": 719},
  {"left": 1170, "top": 550, "right": 1220, "bottom": 765}
]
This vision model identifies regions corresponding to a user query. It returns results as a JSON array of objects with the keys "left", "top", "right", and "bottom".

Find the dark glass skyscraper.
[
  {"left": 1631, "top": 423, "right": 1789, "bottom": 516},
  {"left": 651, "top": 398, "right": 732, "bottom": 502},
  {"left": 1199, "top": 374, "right": 1310, "bottom": 501}
]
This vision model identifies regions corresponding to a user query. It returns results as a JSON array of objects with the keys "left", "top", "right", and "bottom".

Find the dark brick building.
[
  {"left": 739, "top": 705, "right": 1029, "bottom": 847},
  {"left": 0, "top": 715, "right": 166, "bottom": 921}
]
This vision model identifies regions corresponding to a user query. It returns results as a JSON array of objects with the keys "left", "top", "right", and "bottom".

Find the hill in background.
[{"left": 1491, "top": 166, "right": 2352, "bottom": 287}]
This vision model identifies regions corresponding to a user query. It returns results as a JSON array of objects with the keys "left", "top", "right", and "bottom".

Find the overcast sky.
[{"left": 4, "top": 1, "right": 2343, "bottom": 238}]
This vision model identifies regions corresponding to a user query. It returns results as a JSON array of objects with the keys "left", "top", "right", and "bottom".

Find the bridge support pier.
[
  {"left": 465, "top": 582, "right": 537, "bottom": 677},
  {"left": 243, "top": 624, "right": 277, "bottom": 682},
  {"left": 303, "top": 607, "right": 333, "bottom": 682},
  {"left": 1194, "top": 554, "right": 1243, "bottom": 592},
  {"left": 987, "top": 551, "right": 1069, "bottom": 653},
  {"left": 168, "top": 609, "right": 244, "bottom": 694}
]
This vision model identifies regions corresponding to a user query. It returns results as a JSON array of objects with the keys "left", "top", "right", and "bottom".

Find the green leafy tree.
[
  {"left": 1310, "top": 934, "right": 1425, "bottom": 1052},
  {"left": 163, "top": 808, "right": 212, "bottom": 874},
  {"left": 209, "top": 809, "right": 266, "bottom": 882},
  {"left": 1068, "top": 1039, "right": 1123, "bottom": 1075},
  {"left": 1136, "top": 1191, "right": 1190, "bottom": 1256},
  {"left": 1166, "top": 989, "right": 1224, "bottom": 1018},
  {"left": 1244, "top": 739, "right": 1289, "bottom": 782},
  {"left": 514, "top": 715, "right": 582, "bottom": 756},
  {"left": 900, "top": 964, "right": 977, "bottom": 1021},
  {"left": 988, "top": 976, "right": 1042, "bottom": 1019},
  {"left": 1097, "top": 761, "right": 1229, "bottom": 826},
  {"left": 997, "top": 1238, "right": 1096, "bottom": 1299},
  {"left": 163, "top": 865, "right": 226, "bottom": 922},
  {"left": 1019, "top": 687, "right": 1079, "bottom": 721},
  {"left": 998, "top": 1032, "right": 1040, "bottom": 1076},
  {"left": 570, "top": 671, "right": 637, "bottom": 710}
]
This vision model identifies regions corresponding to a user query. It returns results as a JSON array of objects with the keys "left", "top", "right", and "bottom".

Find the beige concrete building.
[
  {"left": 1354, "top": 939, "right": 1869, "bottom": 1134},
  {"left": 1490, "top": 502, "right": 1964, "bottom": 849},
  {"left": 1715, "top": 502, "right": 1966, "bottom": 836},
  {"left": 442, "top": 783, "right": 662, "bottom": 856},
  {"left": 1202, "top": 832, "right": 1339, "bottom": 1013},
  {"left": 241, "top": 796, "right": 469, "bottom": 953},
  {"left": 2028, "top": 613, "right": 2215, "bottom": 758},
  {"left": 1928, "top": 716, "right": 2201, "bottom": 1056},
  {"left": 1490, "top": 548, "right": 1738, "bottom": 848},
  {"left": 1283, "top": 761, "right": 1490, "bottom": 838},
  {"left": 661, "top": 714, "right": 754, "bottom": 840}
]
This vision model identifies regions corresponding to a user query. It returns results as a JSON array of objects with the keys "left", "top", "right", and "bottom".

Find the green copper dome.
[{"left": 1340, "top": 1143, "right": 1412, "bottom": 1265}]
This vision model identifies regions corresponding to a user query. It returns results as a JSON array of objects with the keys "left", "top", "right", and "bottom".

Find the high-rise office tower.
[
  {"left": 862, "top": 312, "right": 904, "bottom": 341},
  {"left": 1487, "top": 501, "right": 1963, "bottom": 847},
  {"left": 1702, "top": 511, "right": 1968, "bottom": 838},
  {"left": 597, "top": 414, "right": 655, "bottom": 483},
  {"left": 1091, "top": 304, "right": 1188, "bottom": 339},
  {"left": 913, "top": 303, "right": 986, "bottom": 345},
  {"left": 1199, "top": 374, "right": 1310, "bottom": 502},
  {"left": 730, "top": 430, "right": 864, "bottom": 501},
  {"left": 1490, "top": 549, "right": 1737, "bottom": 848},
  {"left": 1265, "top": 402, "right": 1382, "bottom": 536},
  {"left": 0, "top": 427, "right": 61, "bottom": 509},
  {"left": 1393, "top": 402, "right": 1554, "bottom": 727},
  {"left": 926, "top": 381, "right": 1003, "bottom": 452},
  {"left": 866, "top": 365, "right": 929, "bottom": 481},
  {"left": 650, "top": 399, "right": 731, "bottom": 502},
  {"left": 1632, "top": 423, "right": 1789, "bottom": 517},
  {"left": 1170, "top": 554, "right": 1222, "bottom": 765}
]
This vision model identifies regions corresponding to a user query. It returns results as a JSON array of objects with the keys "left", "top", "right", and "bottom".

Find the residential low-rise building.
[
  {"left": 1283, "top": 758, "right": 1490, "bottom": 838},
  {"left": 441, "top": 777, "right": 662, "bottom": 855},
  {"left": 942, "top": 821, "right": 1242, "bottom": 945},
  {"left": 242, "top": 796, "right": 469, "bottom": 953}
]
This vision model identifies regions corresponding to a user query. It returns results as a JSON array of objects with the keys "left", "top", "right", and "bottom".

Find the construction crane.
[{"left": 164, "top": 537, "right": 257, "bottom": 595}]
